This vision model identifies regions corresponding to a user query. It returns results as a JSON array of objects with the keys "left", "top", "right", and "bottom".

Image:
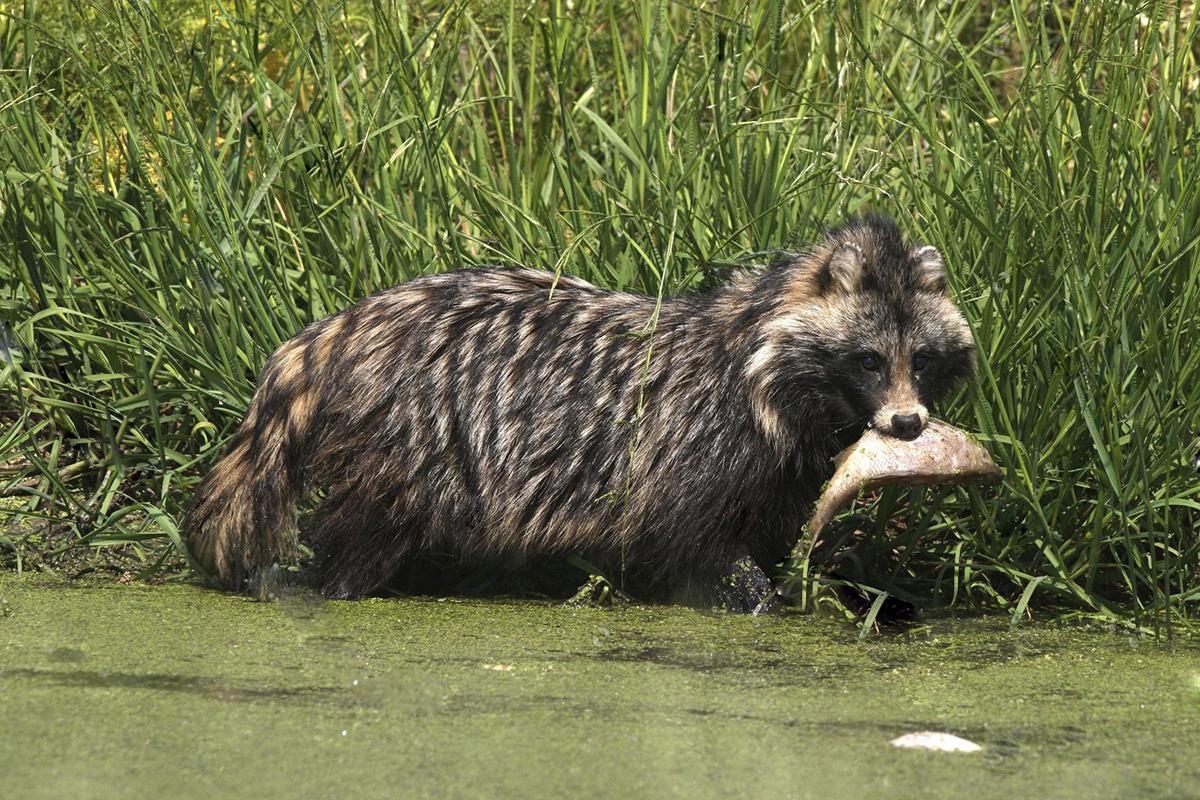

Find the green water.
[{"left": 1, "top": 574, "right": 1197, "bottom": 799}]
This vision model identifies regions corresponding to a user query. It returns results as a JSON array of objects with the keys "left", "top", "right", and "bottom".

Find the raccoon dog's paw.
[{"left": 713, "top": 554, "right": 781, "bottom": 614}]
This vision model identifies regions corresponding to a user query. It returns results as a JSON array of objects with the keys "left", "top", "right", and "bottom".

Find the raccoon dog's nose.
[{"left": 891, "top": 414, "right": 924, "bottom": 440}]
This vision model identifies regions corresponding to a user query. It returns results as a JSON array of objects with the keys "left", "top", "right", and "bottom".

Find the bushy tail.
[{"left": 185, "top": 349, "right": 315, "bottom": 596}]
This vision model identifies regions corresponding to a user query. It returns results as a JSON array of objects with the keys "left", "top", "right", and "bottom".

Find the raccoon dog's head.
[{"left": 747, "top": 215, "right": 976, "bottom": 445}]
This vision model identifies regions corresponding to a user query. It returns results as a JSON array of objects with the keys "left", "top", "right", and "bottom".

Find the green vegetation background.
[{"left": 1, "top": 0, "right": 1197, "bottom": 625}]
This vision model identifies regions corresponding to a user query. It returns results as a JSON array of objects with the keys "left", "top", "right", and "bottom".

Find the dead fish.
[
  {"left": 801, "top": 420, "right": 1002, "bottom": 562},
  {"left": 889, "top": 731, "right": 983, "bottom": 753}
]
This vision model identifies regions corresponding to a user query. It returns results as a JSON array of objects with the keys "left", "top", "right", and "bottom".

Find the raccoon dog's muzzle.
[{"left": 871, "top": 386, "right": 928, "bottom": 441}]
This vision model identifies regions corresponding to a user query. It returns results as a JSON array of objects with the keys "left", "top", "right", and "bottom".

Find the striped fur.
[{"left": 185, "top": 215, "right": 976, "bottom": 608}]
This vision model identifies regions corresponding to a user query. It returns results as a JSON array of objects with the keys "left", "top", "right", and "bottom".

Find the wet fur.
[{"left": 185, "top": 215, "right": 976, "bottom": 606}]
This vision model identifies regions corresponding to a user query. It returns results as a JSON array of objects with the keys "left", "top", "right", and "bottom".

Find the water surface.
[{"left": 1, "top": 574, "right": 1197, "bottom": 799}]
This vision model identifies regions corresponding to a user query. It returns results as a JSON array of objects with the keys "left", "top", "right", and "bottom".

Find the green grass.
[{"left": 1, "top": 0, "right": 1198, "bottom": 625}]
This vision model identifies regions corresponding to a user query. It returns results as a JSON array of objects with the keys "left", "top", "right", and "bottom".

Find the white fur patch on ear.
[
  {"left": 825, "top": 243, "right": 864, "bottom": 294},
  {"left": 912, "top": 245, "right": 947, "bottom": 292}
]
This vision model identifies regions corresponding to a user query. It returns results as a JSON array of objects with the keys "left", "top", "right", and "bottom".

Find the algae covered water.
[{"left": 1, "top": 574, "right": 1197, "bottom": 799}]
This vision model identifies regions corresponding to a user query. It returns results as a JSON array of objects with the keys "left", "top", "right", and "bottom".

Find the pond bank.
[{"left": 1, "top": 573, "right": 1197, "bottom": 799}]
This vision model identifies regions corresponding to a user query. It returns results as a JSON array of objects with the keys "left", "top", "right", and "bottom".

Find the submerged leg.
[
  {"left": 712, "top": 553, "right": 781, "bottom": 615},
  {"left": 307, "top": 487, "right": 417, "bottom": 599},
  {"left": 318, "top": 532, "right": 414, "bottom": 599}
]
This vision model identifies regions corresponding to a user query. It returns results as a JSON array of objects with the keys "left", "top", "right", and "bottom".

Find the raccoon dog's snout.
[
  {"left": 873, "top": 407, "right": 928, "bottom": 440},
  {"left": 871, "top": 399, "right": 929, "bottom": 441},
  {"left": 890, "top": 413, "right": 924, "bottom": 440}
]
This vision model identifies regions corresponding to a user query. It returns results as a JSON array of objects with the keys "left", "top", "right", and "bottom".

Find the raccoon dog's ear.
[
  {"left": 820, "top": 243, "right": 865, "bottom": 294},
  {"left": 912, "top": 245, "right": 947, "bottom": 292}
]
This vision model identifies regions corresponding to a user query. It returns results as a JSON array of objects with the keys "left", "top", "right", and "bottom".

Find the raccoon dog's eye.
[
  {"left": 858, "top": 353, "right": 882, "bottom": 372},
  {"left": 912, "top": 352, "right": 930, "bottom": 372}
]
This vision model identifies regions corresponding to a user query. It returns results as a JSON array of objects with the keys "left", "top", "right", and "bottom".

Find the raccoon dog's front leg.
[{"left": 713, "top": 553, "right": 782, "bottom": 615}]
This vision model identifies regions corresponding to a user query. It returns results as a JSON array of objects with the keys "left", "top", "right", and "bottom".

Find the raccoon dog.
[{"left": 185, "top": 215, "right": 976, "bottom": 610}]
